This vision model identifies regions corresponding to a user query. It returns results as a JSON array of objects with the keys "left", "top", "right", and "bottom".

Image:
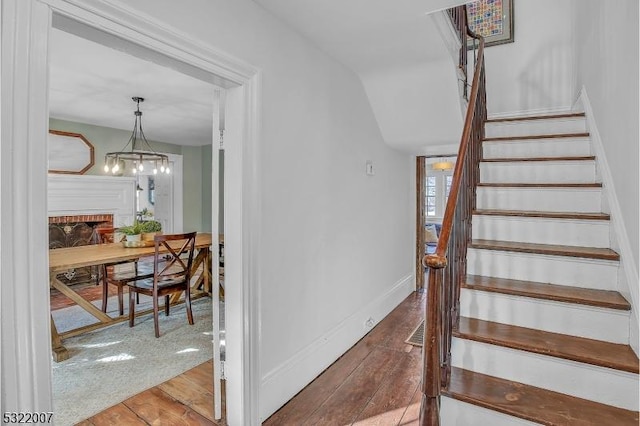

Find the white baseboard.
[
  {"left": 259, "top": 274, "right": 414, "bottom": 421},
  {"left": 578, "top": 86, "right": 639, "bottom": 356}
]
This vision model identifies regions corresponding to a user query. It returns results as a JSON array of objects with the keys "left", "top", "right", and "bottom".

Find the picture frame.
[
  {"left": 48, "top": 130, "right": 95, "bottom": 175},
  {"left": 467, "top": 0, "right": 514, "bottom": 48}
]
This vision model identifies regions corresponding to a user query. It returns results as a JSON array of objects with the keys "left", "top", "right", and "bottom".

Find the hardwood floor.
[
  {"left": 264, "top": 290, "right": 426, "bottom": 425},
  {"left": 79, "top": 291, "right": 425, "bottom": 426},
  {"left": 77, "top": 360, "right": 224, "bottom": 426},
  {"left": 50, "top": 280, "right": 122, "bottom": 311}
]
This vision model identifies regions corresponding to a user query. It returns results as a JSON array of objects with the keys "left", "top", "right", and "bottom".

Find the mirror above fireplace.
[{"left": 48, "top": 130, "right": 95, "bottom": 174}]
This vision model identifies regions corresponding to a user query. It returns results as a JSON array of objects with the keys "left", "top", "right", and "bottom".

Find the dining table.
[{"left": 49, "top": 232, "right": 213, "bottom": 362}]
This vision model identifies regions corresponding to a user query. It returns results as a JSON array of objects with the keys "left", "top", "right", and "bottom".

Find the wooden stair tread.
[
  {"left": 486, "top": 112, "right": 586, "bottom": 123},
  {"left": 477, "top": 182, "right": 602, "bottom": 188},
  {"left": 473, "top": 209, "right": 610, "bottom": 220},
  {"left": 470, "top": 239, "right": 620, "bottom": 261},
  {"left": 464, "top": 275, "right": 630, "bottom": 310},
  {"left": 444, "top": 367, "right": 640, "bottom": 425},
  {"left": 482, "top": 156, "right": 595, "bottom": 163},
  {"left": 455, "top": 317, "right": 639, "bottom": 373},
  {"left": 484, "top": 132, "right": 590, "bottom": 142}
]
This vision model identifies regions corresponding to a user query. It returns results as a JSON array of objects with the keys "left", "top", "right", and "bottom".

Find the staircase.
[{"left": 439, "top": 112, "right": 640, "bottom": 425}]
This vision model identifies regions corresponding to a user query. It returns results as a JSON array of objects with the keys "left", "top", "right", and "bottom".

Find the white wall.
[
  {"left": 571, "top": 0, "right": 639, "bottom": 277},
  {"left": 484, "top": 0, "right": 575, "bottom": 116},
  {"left": 361, "top": 58, "right": 463, "bottom": 153},
  {"left": 123, "top": 0, "right": 414, "bottom": 420},
  {"left": 571, "top": 0, "right": 639, "bottom": 354}
]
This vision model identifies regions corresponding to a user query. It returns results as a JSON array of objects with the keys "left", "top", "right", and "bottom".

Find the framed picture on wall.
[{"left": 466, "top": 0, "right": 514, "bottom": 48}]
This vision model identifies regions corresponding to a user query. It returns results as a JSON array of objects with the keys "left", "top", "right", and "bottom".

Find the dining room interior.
[{"left": 46, "top": 21, "right": 227, "bottom": 425}]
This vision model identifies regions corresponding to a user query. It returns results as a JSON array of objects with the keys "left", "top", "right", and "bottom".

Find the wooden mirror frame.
[{"left": 48, "top": 130, "right": 95, "bottom": 175}]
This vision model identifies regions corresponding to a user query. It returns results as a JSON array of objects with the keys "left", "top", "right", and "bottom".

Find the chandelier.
[{"left": 103, "top": 97, "right": 170, "bottom": 175}]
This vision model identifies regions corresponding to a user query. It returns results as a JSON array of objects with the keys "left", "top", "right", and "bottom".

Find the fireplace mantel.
[{"left": 48, "top": 174, "right": 136, "bottom": 227}]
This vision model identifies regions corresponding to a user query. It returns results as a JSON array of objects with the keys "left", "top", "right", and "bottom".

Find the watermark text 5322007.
[{"left": 3, "top": 412, "right": 53, "bottom": 424}]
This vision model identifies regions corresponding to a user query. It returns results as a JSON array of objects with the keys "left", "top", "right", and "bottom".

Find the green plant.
[
  {"left": 141, "top": 220, "right": 162, "bottom": 233},
  {"left": 119, "top": 221, "right": 143, "bottom": 235}
]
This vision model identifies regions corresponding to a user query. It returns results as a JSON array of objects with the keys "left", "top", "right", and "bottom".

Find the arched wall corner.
[{"left": 1, "top": 0, "right": 262, "bottom": 424}]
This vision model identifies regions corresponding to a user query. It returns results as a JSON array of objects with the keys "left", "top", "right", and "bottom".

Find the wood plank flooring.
[
  {"left": 263, "top": 290, "right": 426, "bottom": 425},
  {"left": 77, "top": 360, "right": 224, "bottom": 426},
  {"left": 76, "top": 291, "right": 425, "bottom": 425},
  {"left": 74, "top": 292, "right": 425, "bottom": 426}
]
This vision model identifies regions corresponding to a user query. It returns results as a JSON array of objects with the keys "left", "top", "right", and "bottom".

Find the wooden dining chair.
[
  {"left": 127, "top": 232, "right": 197, "bottom": 338},
  {"left": 93, "top": 227, "right": 149, "bottom": 316}
]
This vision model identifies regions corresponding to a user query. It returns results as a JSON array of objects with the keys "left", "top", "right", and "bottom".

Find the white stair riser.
[
  {"left": 480, "top": 161, "right": 596, "bottom": 184},
  {"left": 476, "top": 187, "right": 602, "bottom": 213},
  {"left": 460, "top": 290, "right": 629, "bottom": 343},
  {"left": 483, "top": 137, "right": 591, "bottom": 159},
  {"left": 485, "top": 118, "right": 587, "bottom": 138},
  {"left": 467, "top": 248, "right": 618, "bottom": 291},
  {"left": 441, "top": 397, "right": 540, "bottom": 426},
  {"left": 472, "top": 215, "right": 610, "bottom": 248},
  {"left": 451, "top": 338, "right": 639, "bottom": 411}
]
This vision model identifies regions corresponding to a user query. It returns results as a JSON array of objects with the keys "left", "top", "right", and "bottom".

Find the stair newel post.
[{"left": 421, "top": 258, "right": 447, "bottom": 426}]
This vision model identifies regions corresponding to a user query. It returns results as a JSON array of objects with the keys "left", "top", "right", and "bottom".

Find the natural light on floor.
[
  {"left": 80, "top": 340, "right": 121, "bottom": 349},
  {"left": 350, "top": 404, "right": 420, "bottom": 425},
  {"left": 96, "top": 353, "right": 135, "bottom": 363},
  {"left": 176, "top": 348, "right": 199, "bottom": 354}
]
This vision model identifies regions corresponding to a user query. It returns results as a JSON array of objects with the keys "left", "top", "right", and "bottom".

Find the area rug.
[
  {"left": 406, "top": 320, "right": 425, "bottom": 347},
  {"left": 52, "top": 297, "right": 214, "bottom": 426}
]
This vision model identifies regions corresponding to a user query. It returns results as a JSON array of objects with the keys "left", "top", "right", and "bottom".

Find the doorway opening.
[
  {"left": 47, "top": 17, "right": 224, "bottom": 425},
  {"left": 2, "top": 2, "right": 260, "bottom": 423},
  {"left": 416, "top": 155, "right": 456, "bottom": 290}
]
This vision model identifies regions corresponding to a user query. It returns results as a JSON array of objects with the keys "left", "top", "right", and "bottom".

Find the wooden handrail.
[{"left": 419, "top": 5, "right": 486, "bottom": 425}]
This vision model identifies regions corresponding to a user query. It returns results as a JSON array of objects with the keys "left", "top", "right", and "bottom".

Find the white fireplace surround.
[{"left": 48, "top": 174, "right": 136, "bottom": 227}]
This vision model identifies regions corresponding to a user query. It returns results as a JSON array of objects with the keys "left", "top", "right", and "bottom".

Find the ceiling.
[
  {"left": 252, "top": 0, "right": 467, "bottom": 152},
  {"left": 49, "top": 0, "right": 465, "bottom": 150},
  {"left": 49, "top": 28, "right": 218, "bottom": 147},
  {"left": 252, "top": 0, "right": 464, "bottom": 74}
]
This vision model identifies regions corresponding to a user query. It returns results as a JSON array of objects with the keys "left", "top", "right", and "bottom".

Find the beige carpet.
[{"left": 52, "top": 297, "right": 214, "bottom": 426}]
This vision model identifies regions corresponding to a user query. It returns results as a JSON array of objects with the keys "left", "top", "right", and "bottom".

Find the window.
[
  {"left": 425, "top": 171, "right": 454, "bottom": 218},
  {"left": 445, "top": 175, "right": 453, "bottom": 201},
  {"left": 426, "top": 176, "right": 437, "bottom": 216}
]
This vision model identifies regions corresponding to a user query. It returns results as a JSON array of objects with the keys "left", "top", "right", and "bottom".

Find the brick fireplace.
[
  {"left": 48, "top": 174, "right": 136, "bottom": 286},
  {"left": 49, "top": 214, "right": 114, "bottom": 285}
]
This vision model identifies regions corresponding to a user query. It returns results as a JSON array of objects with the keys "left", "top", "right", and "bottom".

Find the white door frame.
[{"left": 0, "top": 1, "right": 262, "bottom": 424}]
